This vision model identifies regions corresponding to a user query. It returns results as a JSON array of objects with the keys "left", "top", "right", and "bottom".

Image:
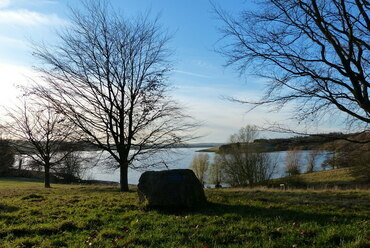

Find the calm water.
[{"left": 82, "top": 148, "right": 332, "bottom": 185}]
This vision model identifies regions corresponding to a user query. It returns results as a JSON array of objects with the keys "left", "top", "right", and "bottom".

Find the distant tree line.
[{"left": 190, "top": 125, "right": 370, "bottom": 187}]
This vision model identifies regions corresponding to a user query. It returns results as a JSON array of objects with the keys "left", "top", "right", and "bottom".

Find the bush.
[
  {"left": 218, "top": 126, "right": 278, "bottom": 187},
  {"left": 220, "top": 147, "right": 277, "bottom": 187}
]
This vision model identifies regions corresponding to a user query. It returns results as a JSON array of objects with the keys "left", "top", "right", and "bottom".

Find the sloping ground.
[
  {"left": 270, "top": 167, "right": 369, "bottom": 189},
  {"left": 0, "top": 179, "right": 369, "bottom": 247}
]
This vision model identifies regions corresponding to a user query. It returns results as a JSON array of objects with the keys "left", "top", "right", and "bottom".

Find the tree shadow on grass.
[
  {"left": 0, "top": 203, "right": 19, "bottom": 213},
  {"left": 74, "top": 186, "right": 124, "bottom": 193},
  {"left": 208, "top": 190, "right": 370, "bottom": 209},
  {"left": 0, "top": 203, "right": 19, "bottom": 223},
  {"left": 196, "top": 202, "right": 364, "bottom": 225}
]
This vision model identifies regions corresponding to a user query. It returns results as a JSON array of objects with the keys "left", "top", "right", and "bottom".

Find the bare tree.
[
  {"left": 305, "top": 150, "right": 320, "bottom": 172},
  {"left": 229, "top": 125, "right": 258, "bottom": 144},
  {"left": 53, "top": 151, "right": 87, "bottom": 183},
  {"left": 190, "top": 153, "right": 210, "bottom": 185},
  {"left": 32, "top": 1, "right": 196, "bottom": 191},
  {"left": 208, "top": 154, "right": 224, "bottom": 188},
  {"left": 220, "top": 126, "right": 278, "bottom": 186},
  {"left": 215, "top": 0, "right": 370, "bottom": 129},
  {"left": 4, "top": 100, "right": 78, "bottom": 188},
  {"left": 285, "top": 150, "right": 302, "bottom": 175}
]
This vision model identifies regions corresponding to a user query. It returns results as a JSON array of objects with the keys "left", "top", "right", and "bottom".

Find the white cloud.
[
  {"left": 0, "top": 9, "right": 67, "bottom": 26},
  {"left": 30, "top": 0, "right": 58, "bottom": 5},
  {"left": 171, "top": 83, "right": 293, "bottom": 142},
  {"left": 173, "top": 70, "right": 213, "bottom": 79},
  {"left": 0, "top": 0, "right": 10, "bottom": 9},
  {"left": 0, "top": 62, "right": 40, "bottom": 109},
  {"left": 0, "top": 0, "right": 58, "bottom": 8},
  {"left": 0, "top": 35, "right": 29, "bottom": 48}
]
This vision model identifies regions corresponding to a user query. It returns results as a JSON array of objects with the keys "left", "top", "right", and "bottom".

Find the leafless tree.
[
  {"left": 190, "top": 153, "right": 210, "bottom": 185},
  {"left": 220, "top": 126, "right": 278, "bottom": 186},
  {"left": 32, "top": 1, "right": 196, "bottom": 191},
  {"left": 215, "top": 0, "right": 370, "bottom": 129},
  {"left": 305, "top": 150, "right": 320, "bottom": 172},
  {"left": 53, "top": 151, "right": 88, "bottom": 183},
  {"left": 229, "top": 125, "right": 258, "bottom": 144},
  {"left": 208, "top": 154, "right": 224, "bottom": 187},
  {"left": 4, "top": 100, "right": 78, "bottom": 188},
  {"left": 285, "top": 150, "right": 302, "bottom": 175}
]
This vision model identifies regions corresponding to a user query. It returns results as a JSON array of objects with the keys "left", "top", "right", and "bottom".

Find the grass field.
[
  {"left": 0, "top": 178, "right": 369, "bottom": 248},
  {"left": 270, "top": 167, "right": 369, "bottom": 189}
]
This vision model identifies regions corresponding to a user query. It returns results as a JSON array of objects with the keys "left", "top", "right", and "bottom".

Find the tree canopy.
[{"left": 216, "top": 0, "right": 370, "bottom": 129}]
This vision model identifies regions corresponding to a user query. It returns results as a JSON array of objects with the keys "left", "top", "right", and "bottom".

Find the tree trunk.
[
  {"left": 120, "top": 162, "right": 129, "bottom": 192},
  {"left": 44, "top": 164, "right": 51, "bottom": 188}
]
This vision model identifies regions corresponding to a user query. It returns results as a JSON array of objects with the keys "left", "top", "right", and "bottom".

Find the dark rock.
[{"left": 138, "top": 169, "right": 207, "bottom": 209}]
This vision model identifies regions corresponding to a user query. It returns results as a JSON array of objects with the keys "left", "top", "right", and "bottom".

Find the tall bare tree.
[
  {"left": 32, "top": 1, "right": 196, "bottom": 191},
  {"left": 5, "top": 100, "right": 78, "bottom": 188},
  {"left": 305, "top": 150, "right": 320, "bottom": 172},
  {"left": 215, "top": 0, "right": 370, "bottom": 129},
  {"left": 229, "top": 125, "right": 258, "bottom": 144},
  {"left": 190, "top": 153, "right": 210, "bottom": 185},
  {"left": 208, "top": 154, "right": 224, "bottom": 188},
  {"left": 285, "top": 150, "right": 302, "bottom": 175}
]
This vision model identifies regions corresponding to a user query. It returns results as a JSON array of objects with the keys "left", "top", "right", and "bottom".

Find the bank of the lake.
[{"left": 84, "top": 148, "right": 332, "bottom": 185}]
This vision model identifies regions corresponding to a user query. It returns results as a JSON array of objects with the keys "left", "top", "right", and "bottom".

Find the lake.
[{"left": 82, "top": 148, "right": 332, "bottom": 185}]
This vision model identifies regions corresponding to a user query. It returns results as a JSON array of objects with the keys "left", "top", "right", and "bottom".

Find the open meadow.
[{"left": 0, "top": 178, "right": 369, "bottom": 248}]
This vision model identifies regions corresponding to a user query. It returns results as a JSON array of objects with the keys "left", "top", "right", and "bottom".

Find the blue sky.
[{"left": 0, "top": 0, "right": 344, "bottom": 142}]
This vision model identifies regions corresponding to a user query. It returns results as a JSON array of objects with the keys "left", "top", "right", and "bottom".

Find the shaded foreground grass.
[{"left": 0, "top": 179, "right": 369, "bottom": 247}]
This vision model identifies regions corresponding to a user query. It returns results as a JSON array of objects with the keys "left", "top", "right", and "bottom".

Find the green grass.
[
  {"left": 0, "top": 179, "right": 369, "bottom": 248},
  {"left": 271, "top": 168, "right": 369, "bottom": 188}
]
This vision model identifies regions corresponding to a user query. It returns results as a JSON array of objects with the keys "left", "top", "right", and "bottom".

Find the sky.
[{"left": 0, "top": 0, "right": 346, "bottom": 142}]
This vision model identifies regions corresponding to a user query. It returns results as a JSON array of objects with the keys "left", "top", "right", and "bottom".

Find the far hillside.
[
  {"left": 200, "top": 131, "right": 370, "bottom": 153},
  {"left": 269, "top": 167, "right": 369, "bottom": 189}
]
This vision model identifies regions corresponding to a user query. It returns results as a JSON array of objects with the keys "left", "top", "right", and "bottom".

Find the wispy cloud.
[
  {"left": 193, "top": 59, "right": 218, "bottom": 70},
  {"left": 173, "top": 70, "right": 212, "bottom": 79},
  {"left": 32, "top": 0, "right": 58, "bottom": 5},
  {"left": 0, "top": 9, "right": 67, "bottom": 26},
  {"left": 1, "top": 0, "right": 58, "bottom": 8},
  {"left": 0, "top": 0, "right": 10, "bottom": 8},
  {"left": 0, "top": 35, "right": 29, "bottom": 48},
  {"left": 0, "top": 62, "right": 40, "bottom": 109}
]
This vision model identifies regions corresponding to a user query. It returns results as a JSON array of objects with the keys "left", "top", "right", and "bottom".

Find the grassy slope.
[
  {"left": 270, "top": 168, "right": 369, "bottom": 188},
  {"left": 0, "top": 179, "right": 369, "bottom": 248}
]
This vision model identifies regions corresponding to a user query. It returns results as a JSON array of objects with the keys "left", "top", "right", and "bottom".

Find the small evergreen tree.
[{"left": 0, "top": 139, "right": 15, "bottom": 174}]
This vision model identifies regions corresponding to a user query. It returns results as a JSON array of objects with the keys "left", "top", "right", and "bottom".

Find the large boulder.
[{"left": 138, "top": 169, "right": 207, "bottom": 209}]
